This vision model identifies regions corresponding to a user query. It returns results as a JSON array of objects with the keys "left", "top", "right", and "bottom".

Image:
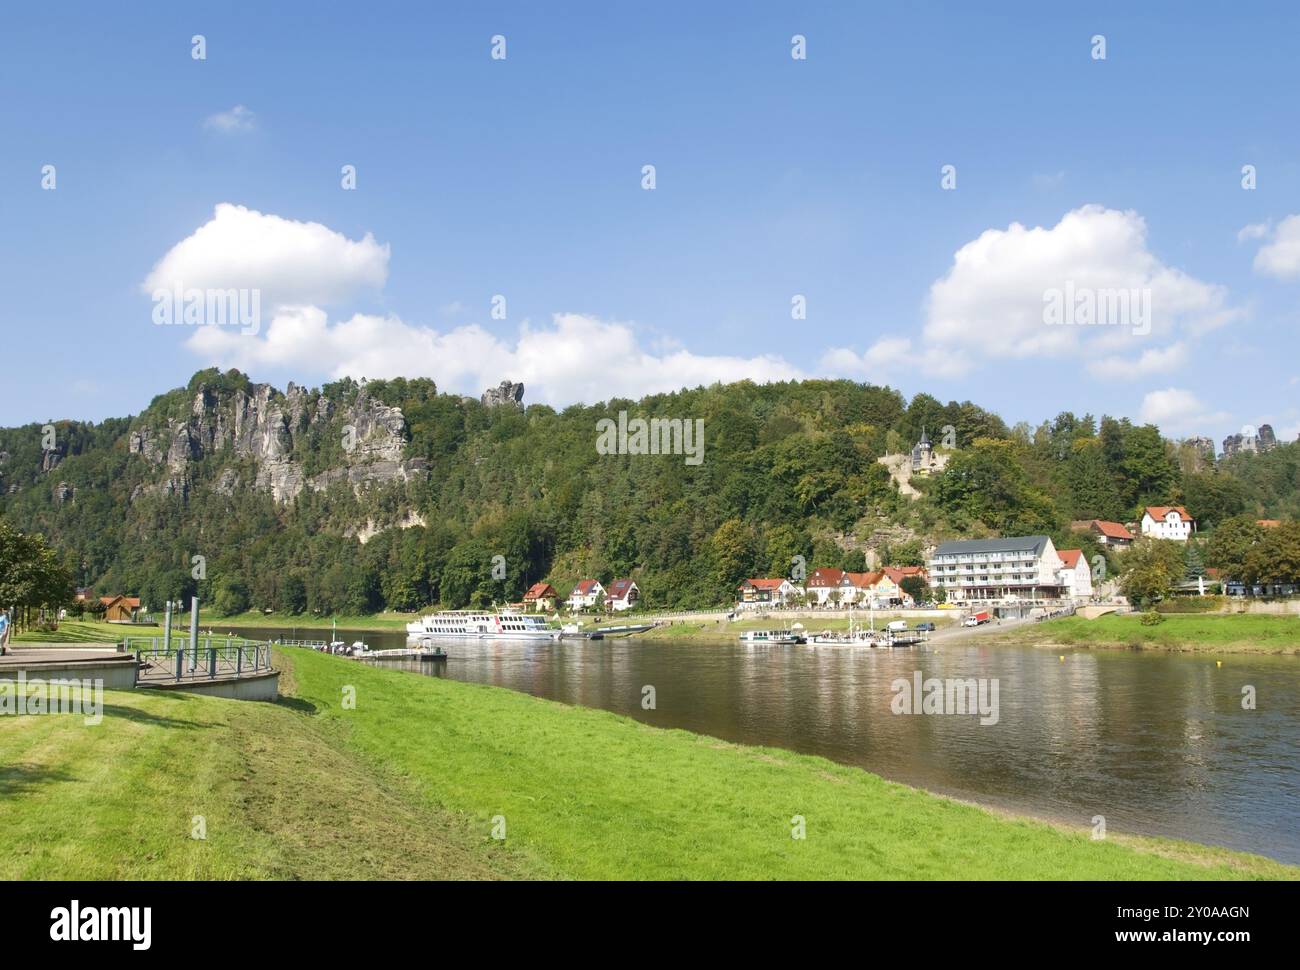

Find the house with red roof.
[
  {"left": 565, "top": 579, "right": 605, "bottom": 611},
  {"left": 1074, "top": 519, "right": 1135, "bottom": 549},
  {"left": 1056, "top": 549, "right": 1093, "bottom": 599},
  {"left": 836, "top": 571, "right": 879, "bottom": 606},
  {"left": 881, "top": 566, "right": 928, "bottom": 605},
  {"left": 736, "top": 577, "right": 799, "bottom": 609},
  {"left": 523, "top": 582, "right": 558, "bottom": 613},
  {"left": 604, "top": 578, "right": 640, "bottom": 612},
  {"left": 806, "top": 567, "right": 845, "bottom": 606},
  {"left": 1140, "top": 506, "right": 1196, "bottom": 542}
]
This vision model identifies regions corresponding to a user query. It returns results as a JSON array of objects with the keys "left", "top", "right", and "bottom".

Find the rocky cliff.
[
  {"left": 127, "top": 377, "right": 427, "bottom": 502},
  {"left": 481, "top": 380, "right": 524, "bottom": 408}
]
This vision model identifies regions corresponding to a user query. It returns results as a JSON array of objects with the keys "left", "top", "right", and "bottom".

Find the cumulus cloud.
[
  {"left": 1237, "top": 221, "right": 1271, "bottom": 243},
  {"left": 922, "top": 205, "right": 1236, "bottom": 371},
  {"left": 1086, "top": 342, "right": 1190, "bottom": 380},
  {"left": 820, "top": 337, "right": 920, "bottom": 381},
  {"left": 1137, "top": 388, "right": 1230, "bottom": 435},
  {"left": 142, "top": 203, "right": 389, "bottom": 308},
  {"left": 1245, "top": 214, "right": 1300, "bottom": 279},
  {"left": 204, "top": 105, "right": 256, "bottom": 133},
  {"left": 186, "top": 309, "right": 806, "bottom": 405},
  {"left": 822, "top": 206, "right": 1235, "bottom": 384}
]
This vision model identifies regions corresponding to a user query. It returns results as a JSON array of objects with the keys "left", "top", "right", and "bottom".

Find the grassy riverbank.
[
  {"left": 1, "top": 647, "right": 1294, "bottom": 879},
  {"left": 0, "top": 659, "right": 529, "bottom": 879},
  {"left": 203, "top": 610, "right": 416, "bottom": 631},
  {"left": 994, "top": 613, "right": 1300, "bottom": 654}
]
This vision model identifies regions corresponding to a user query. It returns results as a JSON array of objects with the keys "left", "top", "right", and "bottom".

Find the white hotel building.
[{"left": 928, "top": 536, "right": 1068, "bottom": 604}]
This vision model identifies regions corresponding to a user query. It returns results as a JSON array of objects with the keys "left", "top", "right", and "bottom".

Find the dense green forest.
[{"left": 1, "top": 369, "right": 1297, "bottom": 615}]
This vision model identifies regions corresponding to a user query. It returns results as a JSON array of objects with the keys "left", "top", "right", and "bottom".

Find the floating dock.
[{"left": 358, "top": 647, "right": 447, "bottom": 660}]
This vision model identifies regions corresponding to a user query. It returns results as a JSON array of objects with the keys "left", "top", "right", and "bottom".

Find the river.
[{"left": 232, "top": 624, "right": 1300, "bottom": 864}]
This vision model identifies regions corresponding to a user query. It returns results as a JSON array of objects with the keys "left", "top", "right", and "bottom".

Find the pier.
[{"left": 354, "top": 647, "right": 447, "bottom": 660}]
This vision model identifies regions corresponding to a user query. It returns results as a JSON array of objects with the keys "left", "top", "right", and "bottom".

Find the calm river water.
[{"left": 236, "top": 625, "right": 1300, "bottom": 863}]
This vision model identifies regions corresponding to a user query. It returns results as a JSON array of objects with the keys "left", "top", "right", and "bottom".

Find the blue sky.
[{"left": 3, "top": 1, "right": 1299, "bottom": 444}]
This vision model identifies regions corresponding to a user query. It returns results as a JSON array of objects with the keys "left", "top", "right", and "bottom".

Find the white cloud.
[
  {"left": 1247, "top": 214, "right": 1300, "bottom": 279},
  {"left": 1086, "top": 342, "right": 1189, "bottom": 381},
  {"left": 204, "top": 105, "right": 256, "bottom": 133},
  {"left": 1032, "top": 170, "right": 1066, "bottom": 190},
  {"left": 142, "top": 203, "right": 389, "bottom": 308},
  {"left": 1237, "top": 221, "right": 1270, "bottom": 243},
  {"left": 186, "top": 309, "right": 805, "bottom": 406},
  {"left": 820, "top": 337, "right": 918, "bottom": 381},
  {"left": 156, "top": 205, "right": 801, "bottom": 403},
  {"left": 1137, "top": 388, "right": 1230, "bottom": 435},
  {"left": 921, "top": 205, "right": 1235, "bottom": 373}
]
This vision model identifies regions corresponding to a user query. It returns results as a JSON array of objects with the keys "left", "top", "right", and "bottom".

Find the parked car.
[{"left": 914, "top": 622, "right": 936, "bottom": 632}]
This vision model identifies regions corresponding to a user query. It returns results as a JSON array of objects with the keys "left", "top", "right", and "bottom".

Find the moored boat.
[
  {"left": 405, "top": 610, "right": 560, "bottom": 641},
  {"left": 738, "top": 629, "right": 800, "bottom": 645},
  {"left": 809, "top": 630, "right": 881, "bottom": 647}
]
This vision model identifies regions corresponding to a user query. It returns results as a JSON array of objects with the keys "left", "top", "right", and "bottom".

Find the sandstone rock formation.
[
  {"left": 1222, "top": 423, "right": 1278, "bottom": 458},
  {"left": 481, "top": 380, "right": 524, "bottom": 408},
  {"left": 127, "top": 377, "right": 426, "bottom": 503},
  {"left": 1186, "top": 436, "right": 1215, "bottom": 462}
]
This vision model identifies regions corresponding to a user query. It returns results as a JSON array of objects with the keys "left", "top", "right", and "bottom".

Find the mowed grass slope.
[
  {"left": 2, "top": 647, "right": 1295, "bottom": 880},
  {"left": 11, "top": 619, "right": 135, "bottom": 644},
  {"left": 0, "top": 668, "right": 531, "bottom": 880},
  {"left": 999, "top": 613, "right": 1300, "bottom": 654}
]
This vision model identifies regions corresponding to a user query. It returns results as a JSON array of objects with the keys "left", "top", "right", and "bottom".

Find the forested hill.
[{"left": 1, "top": 367, "right": 1296, "bottom": 614}]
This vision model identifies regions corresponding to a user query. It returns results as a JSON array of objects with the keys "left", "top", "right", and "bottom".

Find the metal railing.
[{"left": 125, "top": 636, "right": 275, "bottom": 683}]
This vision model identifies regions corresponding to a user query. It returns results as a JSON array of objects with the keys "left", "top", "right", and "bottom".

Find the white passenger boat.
[
  {"left": 405, "top": 610, "right": 561, "bottom": 641},
  {"left": 738, "top": 629, "right": 801, "bottom": 645},
  {"left": 809, "top": 630, "right": 881, "bottom": 647}
]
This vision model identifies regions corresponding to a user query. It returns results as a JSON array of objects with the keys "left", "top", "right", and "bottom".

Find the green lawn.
[
  {"left": 11, "top": 619, "right": 140, "bottom": 645},
  {"left": 3, "top": 646, "right": 1292, "bottom": 879},
  {"left": 0, "top": 662, "right": 529, "bottom": 879},
  {"left": 996, "top": 613, "right": 1300, "bottom": 654},
  {"left": 215, "top": 610, "right": 417, "bottom": 631}
]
